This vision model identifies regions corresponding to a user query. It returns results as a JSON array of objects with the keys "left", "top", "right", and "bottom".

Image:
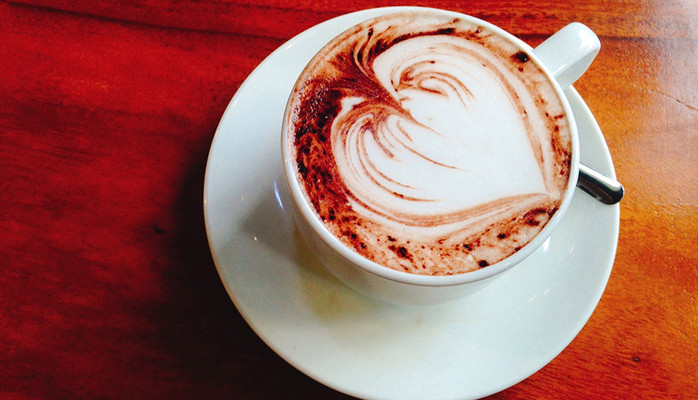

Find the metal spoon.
[{"left": 577, "top": 163, "right": 624, "bottom": 204}]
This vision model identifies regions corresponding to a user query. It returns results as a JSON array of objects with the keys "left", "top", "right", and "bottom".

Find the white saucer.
[{"left": 204, "top": 8, "right": 620, "bottom": 400}]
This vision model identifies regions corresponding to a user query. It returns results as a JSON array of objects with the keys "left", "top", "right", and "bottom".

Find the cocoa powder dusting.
[{"left": 287, "top": 12, "right": 572, "bottom": 276}]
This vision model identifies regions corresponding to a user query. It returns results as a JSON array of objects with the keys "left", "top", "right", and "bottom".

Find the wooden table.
[{"left": 2, "top": 1, "right": 696, "bottom": 398}]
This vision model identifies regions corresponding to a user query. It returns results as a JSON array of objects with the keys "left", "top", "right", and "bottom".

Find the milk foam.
[
  {"left": 288, "top": 11, "right": 572, "bottom": 275},
  {"left": 337, "top": 36, "right": 549, "bottom": 221}
]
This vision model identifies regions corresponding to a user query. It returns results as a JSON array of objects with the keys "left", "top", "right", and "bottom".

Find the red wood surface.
[{"left": 1, "top": 1, "right": 696, "bottom": 398}]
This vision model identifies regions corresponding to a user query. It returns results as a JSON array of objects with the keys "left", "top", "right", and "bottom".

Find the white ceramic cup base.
[{"left": 281, "top": 7, "right": 598, "bottom": 304}]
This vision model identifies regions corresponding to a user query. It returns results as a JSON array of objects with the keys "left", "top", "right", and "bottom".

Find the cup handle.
[
  {"left": 533, "top": 22, "right": 601, "bottom": 88},
  {"left": 534, "top": 24, "right": 624, "bottom": 205}
]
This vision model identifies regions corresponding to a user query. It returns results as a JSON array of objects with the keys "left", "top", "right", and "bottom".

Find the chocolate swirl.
[{"left": 287, "top": 12, "right": 572, "bottom": 275}]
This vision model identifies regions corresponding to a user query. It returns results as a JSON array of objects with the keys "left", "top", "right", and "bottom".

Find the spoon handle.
[{"left": 577, "top": 163, "right": 625, "bottom": 204}]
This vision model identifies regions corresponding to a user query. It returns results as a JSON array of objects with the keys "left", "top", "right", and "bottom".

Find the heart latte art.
[{"left": 286, "top": 12, "right": 573, "bottom": 275}]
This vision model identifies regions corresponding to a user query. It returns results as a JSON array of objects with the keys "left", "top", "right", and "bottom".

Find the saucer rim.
[{"left": 203, "top": 7, "right": 620, "bottom": 400}]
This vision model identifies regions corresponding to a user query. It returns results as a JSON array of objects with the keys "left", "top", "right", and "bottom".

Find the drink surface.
[{"left": 286, "top": 11, "right": 572, "bottom": 275}]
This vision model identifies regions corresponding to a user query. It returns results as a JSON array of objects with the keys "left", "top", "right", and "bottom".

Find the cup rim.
[{"left": 281, "top": 7, "right": 580, "bottom": 288}]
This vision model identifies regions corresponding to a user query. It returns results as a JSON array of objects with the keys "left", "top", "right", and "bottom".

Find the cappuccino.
[{"left": 285, "top": 11, "right": 572, "bottom": 275}]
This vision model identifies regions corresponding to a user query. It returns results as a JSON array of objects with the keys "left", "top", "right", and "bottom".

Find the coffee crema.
[{"left": 286, "top": 12, "right": 572, "bottom": 275}]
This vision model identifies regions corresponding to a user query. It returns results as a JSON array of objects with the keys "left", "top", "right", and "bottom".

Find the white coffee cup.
[{"left": 281, "top": 7, "right": 599, "bottom": 304}]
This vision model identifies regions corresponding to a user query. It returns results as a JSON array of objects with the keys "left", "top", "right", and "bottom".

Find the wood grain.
[{"left": 1, "top": 1, "right": 696, "bottom": 399}]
